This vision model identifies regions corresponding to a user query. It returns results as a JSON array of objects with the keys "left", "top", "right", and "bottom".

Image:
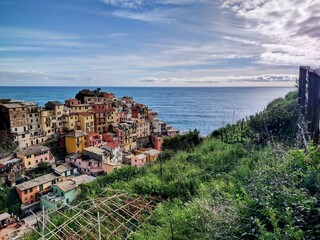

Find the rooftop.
[
  {"left": 47, "top": 101, "right": 63, "bottom": 106},
  {"left": 136, "top": 154, "right": 146, "bottom": 160},
  {"left": 41, "top": 192, "right": 63, "bottom": 204},
  {"left": 84, "top": 147, "right": 106, "bottom": 155},
  {"left": 146, "top": 149, "right": 160, "bottom": 156},
  {"left": 54, "top": 175, "right": 92, "bottom": 192},
  {"left": 66, "top": 153, "right": 83, "bottom": 159},
  {"left": 16, "top": 173, "right": 58, "bottom": 191},
  {"left": 0, "top": 212, "right": 10, "bottom": 221},
  {"left": 66, "top": 130, "right": 87, "bottom": 138},
  {"left": 18, "top": 146, "right": 50, "bottom": 156},
  {"left": 54, "top": 163, "right": 75, "bottom": 174}
]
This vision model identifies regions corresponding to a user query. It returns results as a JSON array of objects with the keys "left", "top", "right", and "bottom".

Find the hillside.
[{"left": 24, "top": 91, "right": 320, "bottom": 240}]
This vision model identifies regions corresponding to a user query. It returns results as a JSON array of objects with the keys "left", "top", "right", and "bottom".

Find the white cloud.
[
  {"left": 109, "top": 8, "right": 175, "bottom": 23},
  {"left": 221, "top": 0, "right": 320, "bottom": 67},
  {"left": 102, "top": 0, "right": 144, "bottom": 9}
]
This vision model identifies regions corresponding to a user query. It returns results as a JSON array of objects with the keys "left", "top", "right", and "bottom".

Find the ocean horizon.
[{"left": 0, "top": 86, "right": 293, "bottom": 136}]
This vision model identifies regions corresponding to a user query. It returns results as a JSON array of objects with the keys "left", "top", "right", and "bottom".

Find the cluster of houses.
[{"left": 0, "top": 89, "right": 179, "bottom": 216}]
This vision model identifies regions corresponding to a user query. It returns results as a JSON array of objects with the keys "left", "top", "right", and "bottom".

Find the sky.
[{"left": 0, "top": 0, "right": 319, "bottom": 87}]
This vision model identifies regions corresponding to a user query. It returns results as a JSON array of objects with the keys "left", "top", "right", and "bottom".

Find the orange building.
[{"left": 16, "top": 173, "right": 60, "bottom": 205}]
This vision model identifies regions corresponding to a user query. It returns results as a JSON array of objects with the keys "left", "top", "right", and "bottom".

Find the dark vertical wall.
[{"left": 298, "top": 66, "right": 320, "bottom": 145}]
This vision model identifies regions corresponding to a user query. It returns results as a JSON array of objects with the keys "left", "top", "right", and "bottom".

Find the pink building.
[
  {"left": 130, "top": 154, "right": 147, "bottom": 168},
  {"left": 65, "top": 99, "right": 81, "bottom": 107},
  {"left": 65, "top": 154, "right": 104, "bottom": 176},
  {"left": 87, "top": 132, "right": 103, "bottom": 148},
  {"left": 152, "top": 135, "right": 163, "bottom": 151},
  {"left": 102, "top": 132, "right": 120, "bottom": 149},
  {"left": 167, "top": 128, "right": 180, "bottom": 137},
  {"left": 17, "top": 146, "right": 55, "bottom": 169},
  {"left": 103, "top": 92, "right": 115, "bottom": 99}
]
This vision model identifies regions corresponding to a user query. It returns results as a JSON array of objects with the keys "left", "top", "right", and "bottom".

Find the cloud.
[
  {"left": 109, "top": 8, "right": 175, "bottom": 23},
  {"left": 222, "top": 36, "right": 260, "bottom": 46},
  {"left": 221, "top": 0, "right": 320, "bottom": 67},
  {"left": 102, "top": 0, "right": 144, "bottom": 9},
  {"left": 138, "top": 74, "right": 296, "bottom": 85}
]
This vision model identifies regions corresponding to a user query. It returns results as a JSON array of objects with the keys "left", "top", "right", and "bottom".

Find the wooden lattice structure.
[{"left": 29, "top": 190, "right": 158, "bottom": 240}]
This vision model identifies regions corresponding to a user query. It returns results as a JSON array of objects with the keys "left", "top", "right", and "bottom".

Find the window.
[
  {"left": 24, "top": 190, "right": 28, "bottom": 194},
  {"left": 36, "top": 160, "right": 38, "bottom": 163},
  {"left": 28, "top": 161, "right": 31, "bottom": 165},
  {"left": 39, "top": 185, "right": 43, "bottom": 191},
  {"left": 22, "top": 134, "right": 25, "bottom": 138}
]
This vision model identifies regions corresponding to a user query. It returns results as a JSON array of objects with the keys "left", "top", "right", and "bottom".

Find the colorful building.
[
  {"left": 129, "top": 154, "right": 147, "bottom": 168},
  {"left": 69, "top": 104, "right": 92, "bottom": 113},
  {"left": 65, "top": 153, "right": 104, "bottom": 176},
  {"left": 136, "top": 119, "right": 151, "bottom": 147},
  {"left": 79, "top": 112, "right": 95, "bottom": 133},
  {"left": 152, "top": 134, "right": 164, "bottom": 151},
  {"left": 40, "top": 175, "right": 92, "bottom": 209},
  {"left": 16, "top": 173, "right": 61, "bottom": 205},
  {"left": 65, "top": 130, "right": 88, "bottom": 154},
  {"left": 17, "top": 146, "right": 55, "bottom": 169},
  {"left": 53, "top": 163, "right": 78, "bottom": 177},
  {"left": 87, "top": 132, "right": 103, "bottom": 148},
  {"left": 62, "top": 114, "right": 79, "bottom": 132},
  {"left": 41, "top": 101, "right": 64, "bottom": 139},
  {"left": 65, "top": 98, "right": 81, "bottom": 107},
  {"left": 91, "top": 102, "right": 108, "bottom": 134}
]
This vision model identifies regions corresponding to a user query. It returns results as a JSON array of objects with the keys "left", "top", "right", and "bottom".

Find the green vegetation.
[
  {"left": 0, "top": 186, "right": 21, "bottom": 216},
  {"left": 75, "top": 88, "right": 102, "bottom": 103},
  {"left": 44, "top": 140, "right": 67, "bottom": 160},
  {"left": 0, "top": 131, "right": 17, "bottom": 158},
  {"left": 211, "top": 91, "right": 299, "bottom": 145},
  {"left": 22, "top": 90, "right": 320, "bottom": 239}
]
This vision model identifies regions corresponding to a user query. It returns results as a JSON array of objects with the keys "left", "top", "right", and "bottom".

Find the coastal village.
[{"left": 0, "top": 88, "right": 179, "bottom": 238}]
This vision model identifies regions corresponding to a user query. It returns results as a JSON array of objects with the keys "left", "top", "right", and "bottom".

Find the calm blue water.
[{"left": 0, "top": 87, "right": 293, "bottom": 136}]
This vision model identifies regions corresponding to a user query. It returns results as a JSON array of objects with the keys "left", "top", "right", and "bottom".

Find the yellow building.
[
  {"left": 118, "top": 122, "right": 137, "bottom": 152},
  {"left": 69, "top": 104, "right": 92, "bottom": 113},
  {"left": 79, "top": 113, "right": 95, "bottom": 133},
  {"left": 62, "top": 114, "right": 79, "bottom": 131},
  {"left": 65, "top": 130, "right": 88, "bottom": 154},
  {"left": 41, "top": 101, "right": 64, "bottom": 139},
  {"left": 106, "top": 109, "right": 117, "bottom": 125},
  {"left": 17, "top": 146, "right": 55, "bottom": 169}
]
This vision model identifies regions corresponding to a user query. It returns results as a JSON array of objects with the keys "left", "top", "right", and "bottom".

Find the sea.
[{"left": 0, "top": 87, "right": 293, "bottom": 136}]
